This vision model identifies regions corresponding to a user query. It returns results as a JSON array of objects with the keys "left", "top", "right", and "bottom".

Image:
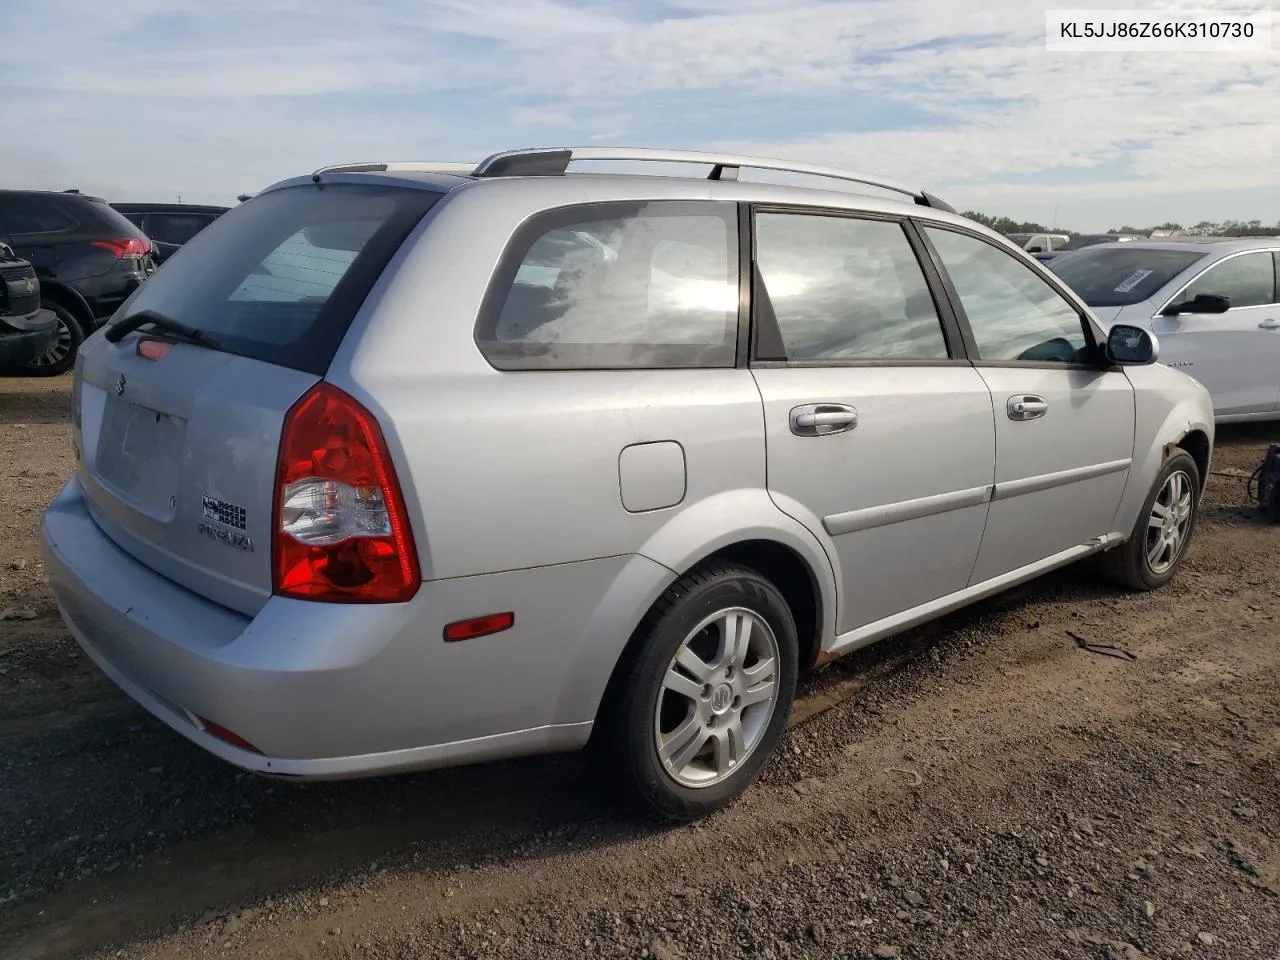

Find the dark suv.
[
  {"left": 111, "top": 202, "right": 229, "bottom": 263},
  {"left": 0, "top": 190, "right": 156, "bottom": 375},
  {"left": 0, "top": 241, "right": 57, "bottom": 369}
]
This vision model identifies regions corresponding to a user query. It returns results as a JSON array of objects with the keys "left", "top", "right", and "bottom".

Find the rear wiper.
[{"left": 104, "top": 309, "right": 222, "bottom": 351}]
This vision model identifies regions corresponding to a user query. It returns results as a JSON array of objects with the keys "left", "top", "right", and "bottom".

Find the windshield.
[
  {"left": 1049, "top": 247, "right": 1207, "bottom": 307},
  {"left": 1006, "top": 234, "right": 1031, "bottom": 248},
  {"left": 113, "top": 183, "right": 441, "bottom": 375}
]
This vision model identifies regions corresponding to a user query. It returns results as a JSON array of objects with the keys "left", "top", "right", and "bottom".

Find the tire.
[
  {"left": 594, "top": 562, "right": 799, "bottom": 821},
  {"left": 22, "top": 300, "right": 85, "bottom": 377},
  {"left": 1097, "top": 449, "right": 1201, "bottom": 591}
]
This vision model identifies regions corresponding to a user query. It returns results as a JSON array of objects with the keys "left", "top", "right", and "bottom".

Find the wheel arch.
[
  {"left": 567, "top": 491, "right": 838, "bottom": 731},
  {"left": 1111, "top": 381, "right": 1214, "bottom": 538},
  {"left": 39, "top": 281, "right": 95, "bottom": 329},
  {"left": 1176, "top": 428, "right": 1211, "bottom": 495}
]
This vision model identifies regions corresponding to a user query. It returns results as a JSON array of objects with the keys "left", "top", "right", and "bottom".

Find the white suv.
[{"left": 42, "top": 147, "right": 1214, "bottom": 820}]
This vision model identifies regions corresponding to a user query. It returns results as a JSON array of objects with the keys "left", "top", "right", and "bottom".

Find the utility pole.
[{"left": 1052, "top": 203, "right": 1060, "bottom": 229}]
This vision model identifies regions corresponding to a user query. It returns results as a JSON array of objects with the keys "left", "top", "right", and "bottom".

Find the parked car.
[
  {"left": 0, "top": 241, "right": 58, "bottom": 368},
  {"left": 1006, "top": 232, "right": 1070, "bottom": 254},
  {"left": 42, "top": 147, "right": 1213, "bottom": 820},
  {"left": 1033, "top": 232, "right": 1144, "bottom": 263},
  {"left": 1049, "top": 237, "right": 1280, "bottom": 421},
  {"left": 111, "top": 202, "right": 229, "bottom": 262},
  {"left": 0, "top": 190, "right": 156, "bottom": 375}
]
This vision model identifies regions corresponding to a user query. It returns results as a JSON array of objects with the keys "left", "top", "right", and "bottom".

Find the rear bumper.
[
  {"left": 0, "top": 310, "right": 56, "bottom": 366},
  {"left": 40, "top": 477, "right": 649, "bottom": 779}
]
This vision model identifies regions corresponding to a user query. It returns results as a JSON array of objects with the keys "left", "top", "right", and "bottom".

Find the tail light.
[
  {"left": 90, "top": 237, "right": 152, "bottom": 259},
  {"left": 273, "top": 382, "right": 420, "bottom": 603}
]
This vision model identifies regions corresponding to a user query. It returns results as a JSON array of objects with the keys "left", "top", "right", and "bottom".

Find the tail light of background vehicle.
[
  {"left": 90, "top": 237, "right": 152, "bottom": 260},
  {"left": 273, "top": 382, "right": 420, "bottom": 603}
]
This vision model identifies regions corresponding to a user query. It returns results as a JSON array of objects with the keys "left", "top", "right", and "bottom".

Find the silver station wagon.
[{"left": 42, "top": 147, "right": 1214, "bottom": 820}]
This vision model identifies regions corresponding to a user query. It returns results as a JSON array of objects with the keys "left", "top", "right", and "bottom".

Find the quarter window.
[
  {"left": 754, "top": 213, "right": 949, "bottom": 361},
  {"left": 1176, "top": 252, "right": 1276, "bottom": 310},
  {"left": 477, "top": 201, "right": 739, "bottom": 371},
  {"left": 925, "top": 227, "right": 1089, "bottom": 364}
]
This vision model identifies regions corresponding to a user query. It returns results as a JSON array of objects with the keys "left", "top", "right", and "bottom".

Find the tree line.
[{"left": 960, "top": 211, "right": 1280, "bottom": 238}]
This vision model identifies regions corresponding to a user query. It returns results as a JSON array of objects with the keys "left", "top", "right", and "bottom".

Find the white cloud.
[{"left": 0, "top": 0, "right": 1276, "bottom": 227}]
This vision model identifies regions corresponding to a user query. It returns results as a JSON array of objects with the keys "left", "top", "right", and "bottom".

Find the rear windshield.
[
  {"left": 1048, "top": 247, "right": 1207, "bottom": 307},
  {"left": 113, "top": 183, "right": 440, "bottom": 374}
]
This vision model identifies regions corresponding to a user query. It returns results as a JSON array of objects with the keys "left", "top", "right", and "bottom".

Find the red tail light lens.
[
  {"left": 273, "top": 382, "right": 420, "bottom": 603},
  {"left": 91, "top": 237, "right": 152, "bottom": 259}
]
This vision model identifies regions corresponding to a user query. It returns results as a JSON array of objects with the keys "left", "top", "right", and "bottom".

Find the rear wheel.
[
  {"left": 595, "top": 563, "right": 798, "bottom": 821},
  {"left": 1097, "top": 450, "right": 1200, "bottom": 591},
  {"left": 23, "top": 301, "right": 84, "bottom": 377}
]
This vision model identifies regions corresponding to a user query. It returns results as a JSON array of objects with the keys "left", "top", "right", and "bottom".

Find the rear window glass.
[
  {"left": 113, "top": 184, "right": 439, "bottom": 375},
  {"left": 1049, "top": 247, "right": 1206, "bottom": 306},
  {"left": 475, "top": 200, "right": 739, "bottom": 370}
]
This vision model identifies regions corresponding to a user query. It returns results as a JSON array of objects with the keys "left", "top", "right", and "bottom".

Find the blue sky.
[{"left": 1, "top": 0, "right": 1276, "bottom": 230}]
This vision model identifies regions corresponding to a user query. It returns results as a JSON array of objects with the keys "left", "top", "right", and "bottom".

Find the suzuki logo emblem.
[{"left": 114, "top": 374, "right": 126, "bottom": 397}]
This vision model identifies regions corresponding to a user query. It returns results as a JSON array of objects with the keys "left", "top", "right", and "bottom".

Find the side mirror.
[
  {"left": 1026, "top": 245, "right": 1043, "bottom": 253},
  {"left": 1163, "top": 293, "right": 1230, "bottom": 316},
  {"left": 1105, "top": 324, "right": 1159, "bottom": 366}
]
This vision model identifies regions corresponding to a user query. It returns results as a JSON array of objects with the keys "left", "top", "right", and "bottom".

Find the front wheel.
[
  {"left": 595, "top": 563, "right": 799, "bottom": 821},
  {"left": 1097, "top": 450, "right": 1201, "bottom": 591}
]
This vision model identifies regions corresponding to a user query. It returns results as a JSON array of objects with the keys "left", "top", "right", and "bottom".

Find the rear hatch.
[{"left": 72, "top": 181, "right": 442, "bottom": 616}]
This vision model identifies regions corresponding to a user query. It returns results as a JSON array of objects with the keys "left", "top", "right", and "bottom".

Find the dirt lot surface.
[{"left": 1, "top": 373, "right": 1277, "bottom": 960}]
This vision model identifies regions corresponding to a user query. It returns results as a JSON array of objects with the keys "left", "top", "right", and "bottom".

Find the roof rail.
[
  {"left": 471, "top": 147, "right": 955, "bottom": 212},
  {"left": 312, "top": 161, "right": 476, "bottom": 176}
]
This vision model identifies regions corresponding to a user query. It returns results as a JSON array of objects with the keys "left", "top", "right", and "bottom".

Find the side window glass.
[
  {"left": 0, "top": 197, "right": 76, "bottom": 235},
  {"left": 754, "top": 214, "right": 948, "bottom": 360},
  {"left": 1178, "top": 252, "right": 1275, "bottom": 309},
  {"left": 925, "top": 227, "right": 1089, "bottom": 363},
  {"left": 477, "top": 201, "right": 738, "bottom": 370}
]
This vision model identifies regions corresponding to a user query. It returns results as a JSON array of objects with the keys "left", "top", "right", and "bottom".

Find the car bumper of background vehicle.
[
  {"left": 41, "top": 477, "right": 621, "bottom": 779},
  {"left": 0, "top": 313, "right": 57, "bottom": 366}
]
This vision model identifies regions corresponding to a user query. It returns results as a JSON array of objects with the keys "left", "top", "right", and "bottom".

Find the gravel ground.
[{"left": 1, "top": 373, "right": 1277, "bottom": 960}]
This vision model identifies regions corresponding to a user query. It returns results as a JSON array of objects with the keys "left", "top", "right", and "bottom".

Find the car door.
[
  {"left": 749, "top": 209, "right": 996, "bottom": 636},
  {"left": 920, "top": 224, "right": 1136, "bottom": 585},
  {"left": 1150, "top": 249, "right": 1280, "bottom": 417}
]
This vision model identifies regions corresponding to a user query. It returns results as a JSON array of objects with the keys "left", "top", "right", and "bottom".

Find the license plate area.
[{"left": 95, "top": 397, "right": 186, "bottom": 518}]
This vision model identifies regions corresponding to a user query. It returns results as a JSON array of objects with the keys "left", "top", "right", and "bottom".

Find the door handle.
[
  {"left": 1259, "top": 319, "right": 1279, "bottom": 330},
  {"left": 1007, "top": 395, "right": 1048, "bottom": 421},
  {"left": 790, "top": 403, "right": 858, "bottom": 436}
]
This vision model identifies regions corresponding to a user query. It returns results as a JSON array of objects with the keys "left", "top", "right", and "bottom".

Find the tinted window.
[
  {"left": 113, "top": 184, "right": 439, "bottom": 375},
  {"left": 1177, "top": 251, "right": 1276, "bottom": 309},
  {"left": 146, "top": 213, "right": 214, "bottom": 245},
  {"left": 477, "top": 201, "right": 738, "bottom": 370},
  {"left": 1049, "top": 247, "right": 1206, "bottom": 306},
  {"left": 926, "top": 227, "right": 1089, "bottom": 363},
  {"left": 755, "top": 213, "right": 948, "bottom": 360},
  {"left": 0, "top": 195, "right": 77, "bottom": 235}
]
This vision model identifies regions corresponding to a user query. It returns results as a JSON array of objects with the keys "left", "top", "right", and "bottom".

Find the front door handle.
[
  {"left": 1259, "top": 319, "right": 1279, "bottom": 330},
  {"left": 790, "top": 403, "right": 858, "bottom": 436},
  {"left": 1007, "top": 395, "right": 1048, "bottom": 421}
]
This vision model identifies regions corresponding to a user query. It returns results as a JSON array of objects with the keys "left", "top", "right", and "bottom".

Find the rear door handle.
[
  {"left": 790, "top": 403, "right": 858, "bottom": 436},
  {"left": 1007, "top": 395, "right": 1048, "bottom": 421},
  {"left": 1259, "top": 319, "right": 1279, "bottom": 330}
]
